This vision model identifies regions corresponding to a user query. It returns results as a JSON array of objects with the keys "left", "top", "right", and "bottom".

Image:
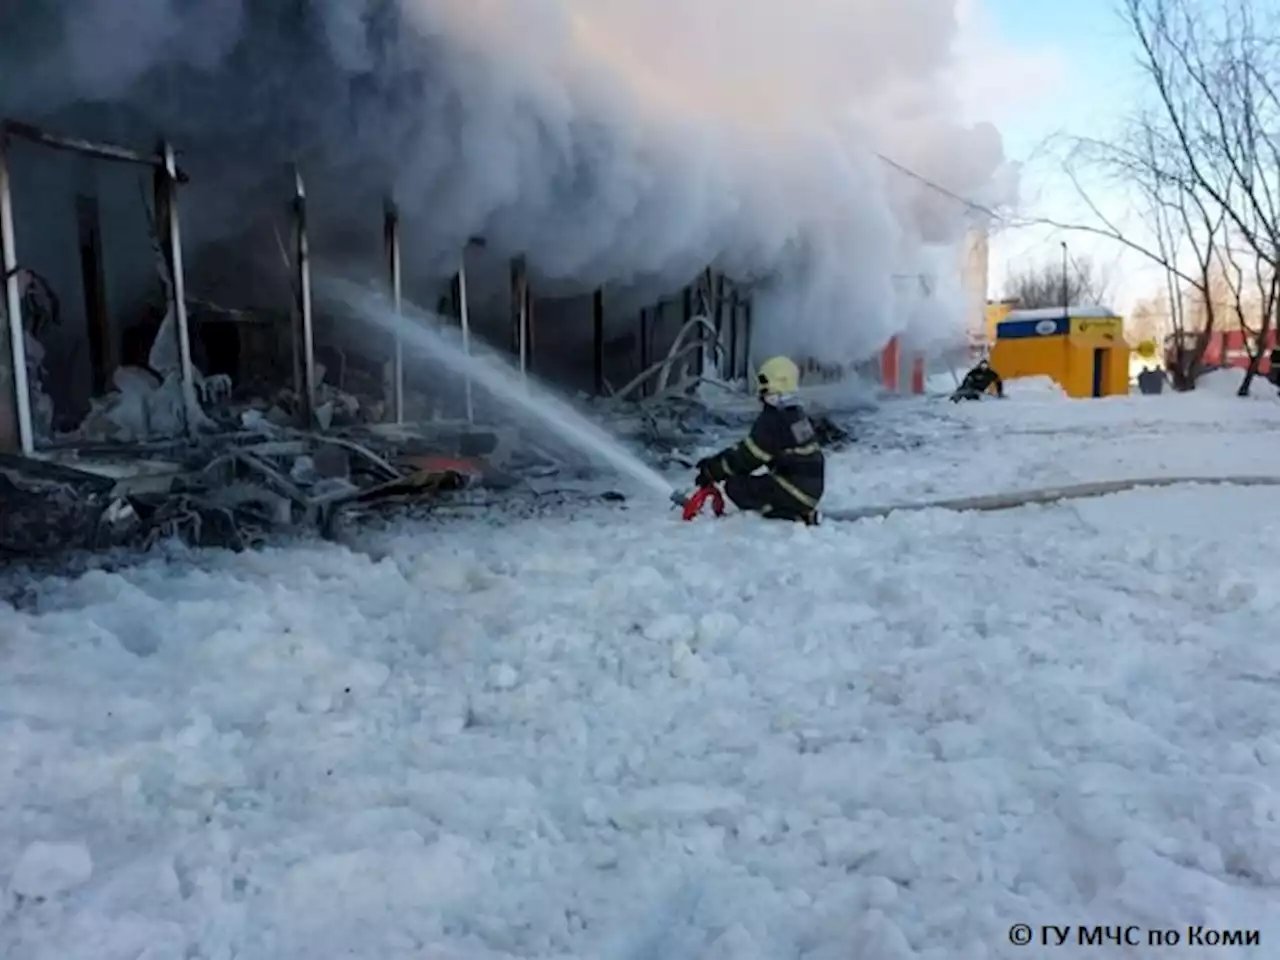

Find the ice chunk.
[
  {"left": 644, "top": 613, "right": 697, "bottom": 644},
  {"left": 488, "top": 663, "right": 520, "bottom": 690},
  {"left": 612, "top": 784, "right": 746, "bottom": 829},
  {"left": 9, "top": 840, "right": 93, "bottom": 898},
  {"left": 696, "top": 611, "right": 741, "bottom": 647}
]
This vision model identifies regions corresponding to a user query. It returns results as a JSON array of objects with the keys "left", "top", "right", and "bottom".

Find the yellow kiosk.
[{"left": 988, "top": 307, "right": 1130, "bottom": 398}]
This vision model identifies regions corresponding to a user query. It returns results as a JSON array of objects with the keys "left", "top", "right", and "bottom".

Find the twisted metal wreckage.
[{"left": 2, "top": 119, "right": 834, "bottom": 560}]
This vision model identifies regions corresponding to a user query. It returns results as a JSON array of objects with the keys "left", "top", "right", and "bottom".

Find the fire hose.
[{"left": 672, "top": 474, "right": 1280, "bottom": 523}]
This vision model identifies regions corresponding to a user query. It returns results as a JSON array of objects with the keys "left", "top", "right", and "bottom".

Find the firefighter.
[
  {"left": 951, "top": 358, "right": 1004, "bottom": 402},
  {"left": 694, "top": 355, "right": 825, "bottom": 523}
]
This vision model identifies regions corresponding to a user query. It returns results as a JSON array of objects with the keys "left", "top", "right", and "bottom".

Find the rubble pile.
[
  {"left": 3, "top": 290, "right": 571, "bottom": 559},
  {"left": 1, "top": 393, "right": 869, "bottom": 562},
  {"left": 0, "top": 423, "right": 507, "bottom": 559},
  {"left": 0, "top": 458, "right": 112, "bottom": 557}
]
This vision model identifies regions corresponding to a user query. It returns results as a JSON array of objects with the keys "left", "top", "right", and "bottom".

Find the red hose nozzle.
[{"left": 681, "top": 484, "right": 725, "bottom": 520}]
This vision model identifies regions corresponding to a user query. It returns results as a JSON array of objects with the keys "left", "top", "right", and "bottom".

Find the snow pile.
[
  {"left": 1000, "top": 375, "right": 1068, "bottom": 399},
  {"left": 1197, "top": 367, "right": 1278, "bottom": 400},
  {"left": 8, "top": 842, "right": 93, "bottom": 900},
  {"left": 3, "top": 390, "right": 1280, "bottom": 957},
  {"left": 1197, "top": 369, "right": 1246, "bottom": 397}
]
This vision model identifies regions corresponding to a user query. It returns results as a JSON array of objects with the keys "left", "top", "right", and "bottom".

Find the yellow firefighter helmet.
[{"left": 756, "top": 356, "right": 800, "bottom": 397}]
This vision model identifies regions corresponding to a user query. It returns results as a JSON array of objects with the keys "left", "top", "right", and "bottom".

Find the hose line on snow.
[{"left": 820, "top": 475, "right": 1280, "bottom": 524}]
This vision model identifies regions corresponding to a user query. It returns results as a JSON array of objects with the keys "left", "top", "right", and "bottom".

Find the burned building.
[
  {"left": 0, "top": 112, "right": 758, "bottom": 440},
  {"left": 0, "top": 105, "right": 760, "bottom": 558},
  {"left": 4, "top": 1, "right": 1007, "bottom": 556},
  {"left": 0, "top": 1, "right": 783, "bottom": 467}
]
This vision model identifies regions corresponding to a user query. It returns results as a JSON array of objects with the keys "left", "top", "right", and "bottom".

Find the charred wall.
[{"left": 4, "top": 115, "right": 744, "bottom": 446}]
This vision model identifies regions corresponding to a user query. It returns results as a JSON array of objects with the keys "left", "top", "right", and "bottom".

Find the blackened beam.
[
  {"left": 384, "top": 198, "right": 404, "bottom": 423},
  {"left": 638, "top": 308, "right": 649, "bottom": 378},
  {"left": 76, "top": 194, "right": 112, "bottom": 396},
  {"left": 2, "top": 120, "right": 189, "bottom": 180},
  {"left": 681, "top": 284, "right": 695, "bottom": 381},
  {"left": 593, "top": 288, "right": 605, "bottom": 396},
  {"left": 697, "top": 267, "right": 713, "bottom": 377},
  {"left": 0, "top": 137, "right": 32, "bottom": 454},
  {"left": 732, "top": 285, "right": 742, "bottom": 378},
  {"left": 713, "top": 273, "right": 726, "bottom": 338},
  {"left": 160, "top": 141, "right": 199, "bottom": 438},
  {"left": 510, "top": 256, "right": 529, "bottom": 374},
  {"left": 293, "top": 167, "right": 317, "bottom": 427}
]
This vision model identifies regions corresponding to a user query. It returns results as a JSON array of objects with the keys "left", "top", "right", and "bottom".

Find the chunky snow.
[
  {"left": 8, "top": 843, "right": 93, "bottom": 900},
  {"left": 3, "top": 388, "right": 1279, "bottom": 958}
]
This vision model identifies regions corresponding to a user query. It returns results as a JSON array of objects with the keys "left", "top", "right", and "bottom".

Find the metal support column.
[
  {"left": 727, "top": 286, "right": 739, "bottom": 382},
  {"left": 696, "top": 268, "right": 713, "bottom": 378},
  {"left": 649, "top": 300, "right": 663, "bottom": 398},
  {"left": 593, "top": 288, "right": 605, "bottom": 395},
  {"left": 713, "top": 273, "right": 726, "bottom": 378},
  {"left": 384, "top": 198, "right": 403, "bottom": 422},
  {"left": 526, "top": 293, "right": 536, "bottom": 375},
  {"left": 681, "top": 284, "right": 693, "bottom": 384},
  {"left": 638, "top": 307, "right": 649, "bottom": 389},
  {"left": 159, "top": 141, "right": 199, "bottom": 437},
  {"left": 510, "top": 256, "right": 529, "bottom": 378},
  {"left": 457, "top": 251, "right": 474, "bottom": 422},
  {"left": 76, "top": 193, "right": 112, "bottom": 396},
  {"left": 292, "top": 167, "right": 316, "bottom": 428},
  {"left": 0, "top": 131, "right": 32, "bottom": 454}
]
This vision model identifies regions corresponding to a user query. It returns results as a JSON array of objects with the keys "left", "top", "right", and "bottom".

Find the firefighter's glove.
[{"left": 694, "top": 459, "right": 716, "bottom": 488}]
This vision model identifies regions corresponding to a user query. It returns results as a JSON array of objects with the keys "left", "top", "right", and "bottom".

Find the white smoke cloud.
[{"left": 2, "top": 0, "right": 1010, "bottom": 364}]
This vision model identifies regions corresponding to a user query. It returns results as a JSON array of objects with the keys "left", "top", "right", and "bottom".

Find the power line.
[{"left": 872, "top": 150, "right": 1007, "bottom": 221}]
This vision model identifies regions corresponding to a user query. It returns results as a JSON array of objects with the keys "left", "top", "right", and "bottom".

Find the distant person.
[
  {"left": 694, "top": 356, "right": 824, "bottom": 524},
  {"left": 951, "top": 359, "right": 1004, "bottom": 402},
  {"left": 1269, "top": 347, "right": 1280, "bottom": 388}
]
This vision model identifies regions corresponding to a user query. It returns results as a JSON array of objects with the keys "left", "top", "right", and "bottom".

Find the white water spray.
[{"left": 318, "top": 276, "right": 677, "bottom": 500}]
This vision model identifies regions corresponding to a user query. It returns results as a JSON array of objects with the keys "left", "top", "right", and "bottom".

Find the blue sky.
[
  {"left": 981, "top": 0, "right": 1140, "bottom": 157},
  {"left": 956, "top": 0, "right": 1164, "bottom": 308}
]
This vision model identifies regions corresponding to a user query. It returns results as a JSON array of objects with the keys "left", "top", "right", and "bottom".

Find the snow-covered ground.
[
  {"left": 825, "top": 376, "right": 1280, "bottom": 509},
  {"left": 3, "top": 384, "right": 1280, "bottom": 959}
]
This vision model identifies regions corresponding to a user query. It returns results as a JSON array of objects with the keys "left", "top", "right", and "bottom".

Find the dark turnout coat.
[
  {"left": 701, "top": 398, "right": 825, "bottom": 519},
  {"left": 953, "top": 364, "right": 1004, "bottom": 399}
]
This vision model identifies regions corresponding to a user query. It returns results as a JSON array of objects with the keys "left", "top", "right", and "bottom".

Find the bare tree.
[
  {"left": 1054, "top": 113, "right": 1225, "bottom": 389},
  {"left": 1121, "top": 0, "right": 1280, "bottom": 393},
  {"left": 1003, "top": 256, "right": 1111, "bottom": 309},
  {"left": 1218, "top": 234, "right": 1280, "bottom": 391},
  {"left": 1016, "top": 0, "right": 1280, "bottom": 392}
]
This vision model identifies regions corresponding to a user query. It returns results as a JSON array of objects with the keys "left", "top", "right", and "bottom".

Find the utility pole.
[{"left": 1060, "top": 240, "right": 1069, "bottom": 314}]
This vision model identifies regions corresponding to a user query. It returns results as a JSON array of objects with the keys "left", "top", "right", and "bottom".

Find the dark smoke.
[{"left": 0, "top": 0, "right": 1010, "bottom": 363}]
